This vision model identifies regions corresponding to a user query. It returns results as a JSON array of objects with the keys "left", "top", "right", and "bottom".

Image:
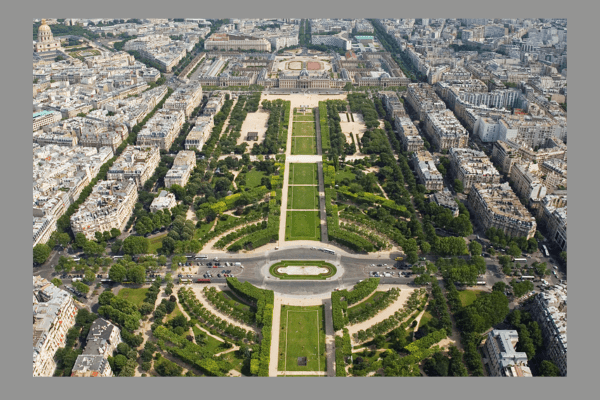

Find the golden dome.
[{"left": 39, "top": 19, "right": 51, "bottom": 32}]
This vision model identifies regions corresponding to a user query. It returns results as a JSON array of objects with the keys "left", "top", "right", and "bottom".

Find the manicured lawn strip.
[
  {"left": 269, "top": 261, "right": 337, "bottom": 280},
  {"left": 278, "top": 305, "right": 326, "bottom": 372},
  {"left": 418, "top": 310, "right": 434, "bottom": 330},
  {"left": 194, "top": 219, "right": 216, "bottom": 240},
  {"left": 290, "top": 163, "right": 317, "bottom": 185},
  {"left": 218, "top": 290, "right": 255, "bottom": 314},
  {"left": 346, "top": 291, "right": 386, "bottom": 317},
  {"left": 288, "top": 186, "right": 318, "bottom": 210},
  {"left": 191, "top": 326, "right": 227, "bottom": 354},
  {"left": 335, "top": 166, "right": 356, "bottom": 184},
  {"left": 285, "top": 211, "right": 320, "bottom": 241},
  {"left": 291, "top": 137, "right": 316, "bottom": 155},
  {"left": 165, "top": 302, "right": 184, "bottom": 322},
  {"left": 292, "top": 122, "right": 316, "bottom": 137},
  {"left": 293, "top": 115, "right": 315, "bottom": 122},
  {"left": 116, "top": 288, "right": 149, "bottom": 307},
  {"left": 458, "top": 290, "right": 484, "bottom": 307},
  {"left": 245, "top": 169, "right": 267, "bottom": 188},
  {"left": 148, "top": 233, "right": 168, "bottom": 254}
]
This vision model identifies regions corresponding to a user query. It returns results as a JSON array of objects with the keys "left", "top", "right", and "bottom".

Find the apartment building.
[
  {"left": 468, "top": 182, "right": 537, "bottom": 239},
  {"left": 413, "top": 150, "right": 444, "bottom": 191},
  {"left": 483, "top": 330, "right": 532, "bottom": 377},
  {"left": 424, "top": 110, "right": 469, "bottom": 151},
  {"left": 33, "top": 110, "right": 62, "bottom": 132},
  {"left": 70, "top": 180, "right": 138, "bottom": 240},
  {"left": 311, "top": 35, "right": 351, "bottom": 50},
  {"left": 449, "top": 148, "right": 501, "bottom": 194},
  {"left": 185, "top": 116, "right": 214, "bottom": 151},
  {"left": 164, "top": 150, "right": 196, "bottom": 188},
  {"left": 538, "top": 194, "right": 567, "bottom": 252},
  {"left": 33, "top": 216, "right": 56, "bottom": 248},
  {"left": 530, "top": 285, "right": 567, "bottom": 376},
  {"left": 539, "top": 158, "right": 567, "bottom": 191},
  {"left": 164, "top": 81, "right": 203, "bottom": 118},
  {"left": 394, "top": 116, "right": 424, "bottom": 152},
  {"left": 33, "top": 276, "right": 78, "bottom": 376},
  {"left": 78, "top": 119, "right": 129, "bottom": 152},
  {"left": 203, "top": 91, "right": 228, "bottom": 116},
  {"left": 205, "top": 33, "right": 271, "bottom": 51},
  {"left": 150, "top": 190, "right": 178, "bottom": 213},
  {"left": 510, "top": 163, "right": 547, "bottom": 201},
  {"left": 431, "top": 188, "right": 460, "bottom": 217},
  {"left": 380, "top": 91, "right": 406, "bottom": 118},
  {"left": 72, "top": 318, "right": 121, "bottom": 377},
  {"left": 137, "top": 109, "right": 185, "bottom": 150},
  {"left": 107, "top": 145, "right": 160, "bottom": 189},
  {"left": 406, "top": 83, "right": 447, "bottom": 121}
]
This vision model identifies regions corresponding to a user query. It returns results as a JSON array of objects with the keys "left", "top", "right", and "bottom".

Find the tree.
[
  {"left": 492, "top": 281, "right": 507, "bottom": 293},
  {"left": 508, "top": 243, "right": 522, "bottom": 258},
  {"left": 98, "top": 290, "right": 115, "bottom": 306},
  {"left": 109, "top": 264, "right": 127, "bottom": 283},
  {"left": 122, "top": 236, "right": 149, "bottom": 255},
  {"left": 127, "top": 264, "right": 146, "bottom": 284},
  {"left": 83, "top": 240, "right": 105, "bottom": 256},
  {"left": 511, "top": 279, "right": 533, "bottom": 298},
  {"left": 33, "top": 244, "right": 51, "bottom": 265},
  {"left": 453, "top": 179, "right": 464, "bottom": 193},
  {"left": 72, "top": 281, "right": 90, "bottom": 294},
  {"left": 84, "top": 269, "right": 96, "bottom": 284},
  {"left": 75, "top": 233, "right": 88, "bottom": 249},
  {"left": 559, "top": 251, "right": 567, "bottom": 264},
  {"left": 51, "top": 278, "right": 62, "bottom": 287},
  {"left": 469, "top": 241, "right": 482, "bottom": 256},
  {"left": 111, "top": 239, "right": 123, "bottom": 254},
  {"left": 534, "top": 262, "right": 548, "bottom": 277},
  {"left": 539, "top": 360, "right": 561, "bottom": 376},
  {"left": 406, "top": 251, "right": 418, "bottom": 264},
  {"left": 110, "top": 228, "right": 121, "bottom": 239},
  {"left": 157, "top": 255, "right": 167, "bottom": 266}
]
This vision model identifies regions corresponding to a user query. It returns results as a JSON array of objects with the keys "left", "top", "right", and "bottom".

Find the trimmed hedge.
[{"left": 404, "top": 329, "right": 447, "bottom": 353}]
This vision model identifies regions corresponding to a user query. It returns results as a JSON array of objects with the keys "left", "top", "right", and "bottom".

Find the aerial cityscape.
[{"left": 32, "top": 17, "right": 567, "bottom": 378}]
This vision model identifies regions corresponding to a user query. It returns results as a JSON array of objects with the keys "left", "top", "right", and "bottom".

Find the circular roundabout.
[{"left": 268, "top": 260, "right": 338, "bottom": 280}]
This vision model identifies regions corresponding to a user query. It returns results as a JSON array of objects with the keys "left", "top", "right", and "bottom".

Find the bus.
[
  {"left": 196, "top": 279, "right": 211, "bottom": 283},
  {"left": 476, "top": 281, "right": 486, "bottom": 285},
  {"left": 514, "top": 258, "right": 527, "bottom": 263},
  {"left": 113, "top": 256, "right": 124, "bottom": 260},
  {"left": 521, "top": 276, "right": 535, "bottom": 281},
  {"left": 72, "top": 258, "right": 80, "bottom": 262},
  {"left": 542, "top": 245, "right": 549, "bottom": 257},
  {"left": 195, "top": 254, "right": 208, "bottom": 260}
]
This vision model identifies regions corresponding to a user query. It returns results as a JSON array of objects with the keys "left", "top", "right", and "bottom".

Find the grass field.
[
  {"left": 194, "top": 219, "right": 216, "bottom": 241},
  {"left": 285, "top": 211, "right": 321, "bottom": 241},
  {"left": 290, "top": 163, "right": 317, "bottom": 185},
  {"left": 346, "top": 291, "right": 386, "bottom": 319},
  {"left": 191, "top": 326, "right": 225, "bottom": 354},
  {"left": 117, "top": 288, "right": 149, "bottom": 307},
  {"left": 245, "top": 169, "right": 267, "bottom": 188},
  {"left": 278, "top": 305, "right": 326, "bottom": 372},
  {"left": 291, "top": 137, "right": 316, "bottom": 155},
  {"left": 293, "top": 115, "right": 315, "bottom": 122},
  {"left": 458, "top": 290, "right": 484, "bottom": 307},
  {"left": 292, "top": 122, "right": 316, "bottom": 137},
  {"left": 335, "top": 166, "right": 356, "bottom": 184},
  {"left": 418, "top": 310, "right": 434, "bottom": 330},
  {"left": 165, "top": 303, "right": 184, "bottom": 322},
  {"left": 219, "top": 290, "right": 255, "bottom": 314},
  {"left": 148, "top": 233, "right": 168, "bottom": 254},
  {"left": 288, "top": 186, "right": 318, "bottom": 210},
  {"left": 269, "top": 260, "right": 337, "bottom": 280}
]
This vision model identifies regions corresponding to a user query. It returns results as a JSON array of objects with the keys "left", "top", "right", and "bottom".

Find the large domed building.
[{"left": 34, "top": 19, "right": 62, "bottom": 53}]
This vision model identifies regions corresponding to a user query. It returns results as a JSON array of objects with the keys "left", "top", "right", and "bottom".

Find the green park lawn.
[
  {"left": 292, "top": 122, "right": 316, "bottom": 137},
  {"left": 290, "top": 163, "right": 317, "bottom": 185},
  {"left": 285, "top": 211, "right": 321, "bottom": 241},
  {"left": 116, "top": 288, "right": 149, "bottom": 307},
  {"left": 335, "top": 166, "right": 356, "bottom": 184},
  {"left": 148, "top": 233, "right": 168, "bottom": 254},
  {"left": 165, "top": 303, "right": 184, "bottom": 322},
  {"left": 194, "top": 219, "right": 216, "bottom": 241},
  {"left": 269, "top": 261, "right": 337, "bottom": 280},
  {"left": 291, "top": 137, "right": 316, "bottom": 155},
  {"left": 293, "top": 115, "right": 315, "bottom": 122},
  {"left": 288, "top": 186, "right": 319, "bottom": 210},
  {"left": 278, "top": 305, "right": 326, "bottom": 372},
  {"left": 245, "top": 169, "right": 267, "bottom": 188},
  {"left": 458, "top": 290, "right": 484, "bottom": 307}
]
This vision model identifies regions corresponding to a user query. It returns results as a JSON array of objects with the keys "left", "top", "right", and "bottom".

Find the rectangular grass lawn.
[
  {"left": 278, "top": 305, "right": 326, "bottom": 372},
  {"left": 458, "top": 290, "right": 484, "bottom": 307},
  {"left": 291, "top": 137, "right": 316, "bottom": 155},
  {"left": 292, "top": 122, "right": 315, "bottom": 137},
  {"left": 148, "top": 233, "right": 168, "bottom": 254},
  {"left": 286, "top": 211, "right": 321, "bottom": 241},
  {"left": 293, "top": 115, "right": 315, "bottom": 122},
  {"left": 288, "top": 186, "right": 318, "bottom": 210},
  {"left": 290, "top": 163, "right": 317, "bottom": 185},
  {"left": 245, "top": 169, "right": 266, "bottom": 188},
  {"left": 116, "top": 288, "right": 149, "bottom": 307}
]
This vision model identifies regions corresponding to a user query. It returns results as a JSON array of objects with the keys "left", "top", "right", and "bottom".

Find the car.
[
  {"left": 177, "top": 274, "right": 183, "bottom": 278},
  {"left": 377, "top": 264, "right": 383, "bottom": 267},
  {"left": 553, "top": 265, "right": 558, "bottom": 270},
  {"left": 217, "top": 274, "right": 221, "bottom": 278}
]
